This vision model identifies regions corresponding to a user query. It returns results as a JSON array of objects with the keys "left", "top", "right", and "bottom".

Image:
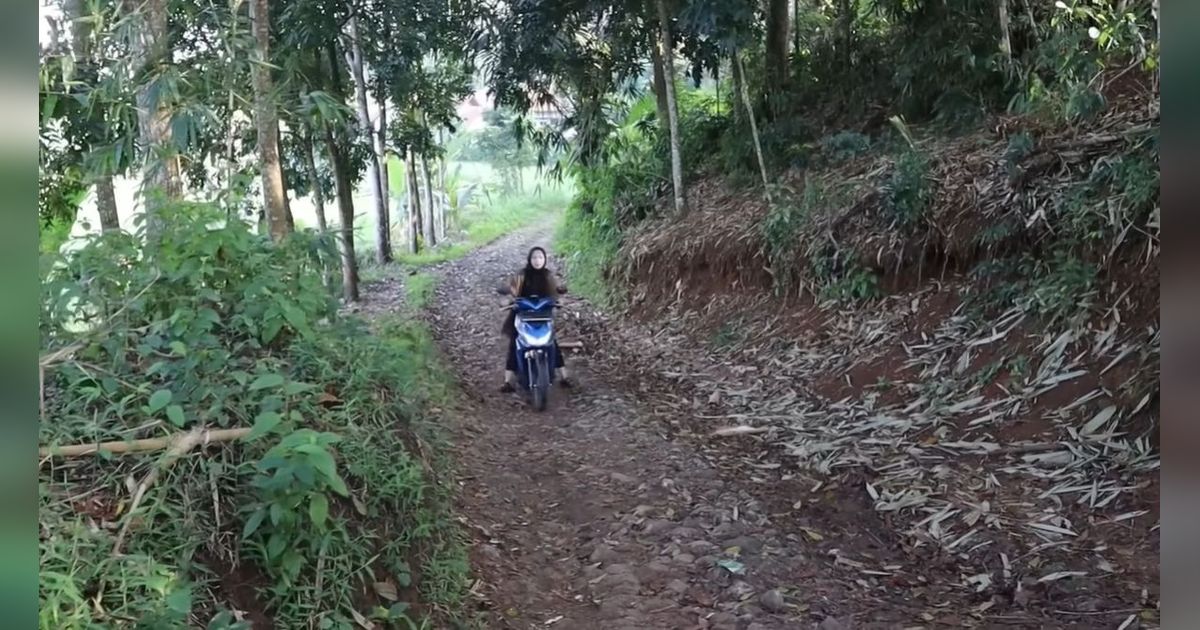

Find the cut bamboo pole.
[{"left": 39, "top": 427, "right": 251, "bottom": 459}]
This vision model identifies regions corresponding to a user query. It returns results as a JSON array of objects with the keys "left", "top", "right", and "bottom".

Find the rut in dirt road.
[{"left": 367, "top": 222, "right": 898, "bottom": 630}]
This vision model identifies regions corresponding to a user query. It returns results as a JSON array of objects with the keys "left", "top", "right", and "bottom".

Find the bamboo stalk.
[{"left": 39, "top": 427, "right": 251, "bottom": 459}]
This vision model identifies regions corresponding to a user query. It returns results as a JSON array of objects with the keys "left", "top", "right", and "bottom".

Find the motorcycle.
[{"left": 498, "top": 286, "right": 564, "bottom": 411}]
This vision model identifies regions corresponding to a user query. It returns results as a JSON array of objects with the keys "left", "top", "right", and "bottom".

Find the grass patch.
[{"left": 405, "top": 273, "right": 438, "bottom": 310}]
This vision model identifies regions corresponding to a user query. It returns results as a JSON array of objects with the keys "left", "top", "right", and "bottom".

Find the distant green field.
[{"left": 65, "top": 160, "right": 573, "bottom": 257}]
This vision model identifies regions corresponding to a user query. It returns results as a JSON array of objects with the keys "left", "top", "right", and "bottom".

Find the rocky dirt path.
[
  {"left": 360, "top": 222, "right": 1142, "bottom": 629},
  {"left": 358, "top": 223, "right": 924, "bottom": 630}
]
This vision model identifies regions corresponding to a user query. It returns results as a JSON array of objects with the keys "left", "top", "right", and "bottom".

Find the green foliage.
[
  {"left": 761, "top": 180, "right": 819, "bottom": 292},
  {"left": 406, "top": 273, "right": 438, "bottom": 309},
  {"left": 1022, "top": 251, "right": 1098, "bottom": 324},
  {"left": 886, "top": 150, "right": 932, "bottom": 227},
  {"left": 821, "top": 263, "right": 882, "bottom": 302},
  {"left": 806, "top": 240, "right": 883, "bottom": 303},
  {"left": 242, "top": 430, "right": 349, "bottom": 584},
  {"left": 41, "top": 205, "right": 340, "bottom": 448},
  {"left": 555, "top": 196, "right": 621, "bottom": 309},
  {"left": 398, "top": 182, "right": 571, "bottom": 266},
  {"left": 39, "top": 503, "right": 195, "bottom": 629},
  {"left": 821, "top": 131, "right": 873, "bottom": 162},
  {"left": 455, "top": 111, "right": 541, "bottom": 194},
  {"left": 40, "top": 208, "right": 469, "bottom": 628}
]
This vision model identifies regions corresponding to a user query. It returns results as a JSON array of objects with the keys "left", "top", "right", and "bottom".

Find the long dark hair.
[{"left": 519, "top": 247, "right": 555, "bottom": 297}]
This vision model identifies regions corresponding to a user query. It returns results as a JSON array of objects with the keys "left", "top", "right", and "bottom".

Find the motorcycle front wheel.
[{"left": 531, "top": 351, "right": 549, "bottom": 412}]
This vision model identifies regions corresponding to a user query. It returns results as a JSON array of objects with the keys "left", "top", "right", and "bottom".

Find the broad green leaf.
[
  {"left": 241, "top": 508, "right": 266, "bottom": 539},
  {"left": 149, "top": 389, "right": 172, "bottom": 412},
  {"left": 248, "top": 412, "right": 283, "bottom": 440},
  {"left": 170, "top": 341, "right": 188, "bottom": 356},
  {"left": 262, "top": 316, "right": 284, "bottom": 344},
  {"left": 165, "top": 586, "right": 193, "bottom": 615},
  {"left": 283, "top": 381, "right": 316, "bottom": 395},
  {"left": 309, "top": 493, "right": 329, "bottom": 527},
  {"left": 281, "top": 303, "right": 311, "bottom": 335},
  {"left": 166, "top": 404, "right": 186, "bottom": 427},
  {"left": 41, "top": 94, "right": 58, "bottom": 125},
  {"left": 326, "top": 472, "right": 350, "bottom": 497},
  {"left": 267, "top": 533, "right": 286, "bottom": 559},
  {"left": 249, "top": 374, "right": 285, "bottom": 391},
  {"left": 305, "top": 447, "right": 338, "bottom": 480},
  {"left": 281, "top": 550, "right": 302, "bottom": 577},
  {"left": 269, "top": 501, "right": 284, "bottom": 526}
]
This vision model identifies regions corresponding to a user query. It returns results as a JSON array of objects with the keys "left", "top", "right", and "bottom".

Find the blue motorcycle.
[{"left": 498, "top": 290, "right": 562, "bottom": 411}]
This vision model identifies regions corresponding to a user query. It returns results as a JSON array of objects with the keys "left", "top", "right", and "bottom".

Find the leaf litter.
[{"left": 585, "top": 98, "right": 1160, "bottom": 624}]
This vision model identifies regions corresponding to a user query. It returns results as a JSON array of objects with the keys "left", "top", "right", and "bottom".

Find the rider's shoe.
[
  {"left": 500, "top": 370, "right": 517, "bottom": 393},
  {"left": 556, "top": 368, "right": 574, "bottom": 388}
]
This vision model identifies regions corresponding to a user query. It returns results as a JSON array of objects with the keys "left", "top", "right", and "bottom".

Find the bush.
[
  {"left": 39, "top": 204, "right": 469, "bottom": 629},
  {"left": 886, "top": 149, "right": 932, "bottom": 227}
]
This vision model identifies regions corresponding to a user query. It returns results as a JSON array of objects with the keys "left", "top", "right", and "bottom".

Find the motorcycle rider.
[{"left": 500, "top": 246, "right": 572, "bottom": 392}]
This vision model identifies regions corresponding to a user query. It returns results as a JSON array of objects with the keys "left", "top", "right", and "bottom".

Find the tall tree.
[
  {"left": 421, "top": 151, "right": 436, "bottom": 247},
  {"left": 318, "top": 42, "right": 360, "bottom": 301},
  {"left": 734, "top": 50, "right": 771, "bottom": 203},
  {"left": 344, "top": 13, "right": 391, "bottom": 263},
  {"left": 64, "top": 0, "right": 121, "bottom": 232},
  {"left": 126, "top": 0, "right": 183, "bottom": 213},
  {"left": 648, "top": 33, "right": 671, "bottom": 126},
  {"left": 405, "top": 148, "right": 423, "bottom": 253},
  {"left": 300, "top": 125, "right": 328, "bottom": 231},
  {"left": 322, "top": 119, "right": 359, "bottom": 301},
  {"left": 249, "top": 0, "right": 290, "bottom": 241},
  {"left": 764, "top": 0, "right": 792, "bottom": 108},
  {"left": 656, "top": 0, "right": 686, "bottom": 214}
]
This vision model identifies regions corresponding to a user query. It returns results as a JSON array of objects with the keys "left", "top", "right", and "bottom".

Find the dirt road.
[{"left": 361, "top": 222, "right": 1153, "bottom": 629}]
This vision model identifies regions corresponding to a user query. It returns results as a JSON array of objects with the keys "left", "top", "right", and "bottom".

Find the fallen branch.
[
  {"left": 111, "top": 427, "right": 246, "bottom": 556},
  {"left": 40, "top": 427, "right": 251, "bottom": 460},
  {"left": 559, "top": 340, "right": 584, "bottom": 350}
]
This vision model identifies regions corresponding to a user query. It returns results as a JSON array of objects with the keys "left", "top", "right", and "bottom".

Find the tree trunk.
[
  {"left": 322, "top": 124, "right": 359, "bottom": 301},
  {"left": 655, "top": 0, "right": 686, "bottom": 215},
  {"left": 998, "top": 0, "right": 1013, "bottom": 74},
  {"left": 249, "top": 0, "right": 289, "bottom": 241},
  {"left": 735, "top": 50, "right": 772, "bottom": 205},
  {"left": 277, "top": 127, "right": 296, "bottom": 231},
  {"left": 95, "top": 176, "right": 121, "bottom": 232},
  {"left": 792, "top": 0, "right": 801, "bottom": 56},
  {"left": 377, "top": 98, "right": 390, "bottom": 203},
  {"left": 764, "top": 0, "right": 791, "bottom": 104},
  {"left": 406, "top": 149, "right": 422, "bottom": 254},
  {"left": 837, "top": 0, "right": 853, "bottom": 69},
  {"left": 343, "top": 15, "right": 390, "bottom": 264},
  {"left": 730, "top": 55, "right": 744, "bottom": 125},
  {"left": 128, "top": 0, "right": 182, "bottom": 217},
  {"left": 301, "top": 126, "right": 328, "bottom": 231},
  {"left": 421, "top": 153, "right": 436, "bottom": 247},
  {"left": 649, "top": 35, "right": 671, "bottom": 127},
  {"left": 66, "top": 0, "right": 120, "bottom": 233}
]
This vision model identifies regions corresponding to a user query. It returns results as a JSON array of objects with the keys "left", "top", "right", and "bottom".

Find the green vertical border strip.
[
  {"left": 1159, "top": 1, "right": 1197, "bottom": 628},
  {"left": 2, "top": 0, "right": 40, "bottom": 625}
]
